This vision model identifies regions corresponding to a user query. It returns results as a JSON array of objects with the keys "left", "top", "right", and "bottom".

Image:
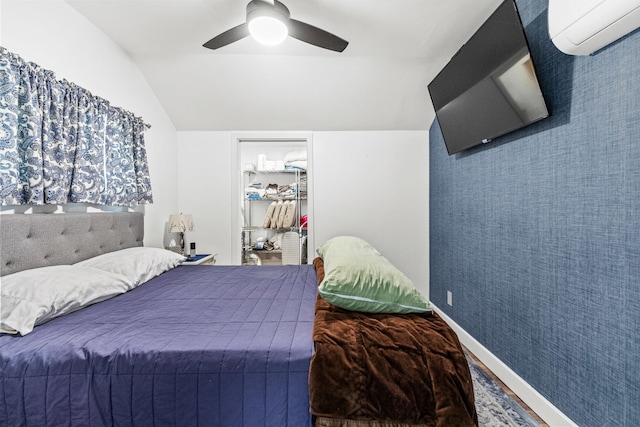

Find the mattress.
[{"left": 0, "top": 264, "right": 317, "bottom": 427}]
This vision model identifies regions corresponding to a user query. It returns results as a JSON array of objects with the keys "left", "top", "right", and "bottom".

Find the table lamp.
[{"left": 168, "top": 213, "right": 194, "bottom": 255}]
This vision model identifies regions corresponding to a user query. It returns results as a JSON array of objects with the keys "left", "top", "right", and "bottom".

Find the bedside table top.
[{"left": 182, "top": 254, "right": 216, "bottom": 265}]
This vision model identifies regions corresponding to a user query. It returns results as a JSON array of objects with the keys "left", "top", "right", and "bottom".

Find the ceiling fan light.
[{"left": 248, "top": 16, "right": 288, "bottom": 45}]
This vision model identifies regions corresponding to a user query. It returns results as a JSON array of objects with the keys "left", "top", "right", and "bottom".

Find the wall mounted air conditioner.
[{"left": 548, "top": 0, "right": 640, "bottom": 55}]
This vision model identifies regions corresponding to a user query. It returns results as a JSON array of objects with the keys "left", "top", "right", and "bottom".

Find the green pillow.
[{"left": 316, "top": 236, "right": 431, "bottom": 314}]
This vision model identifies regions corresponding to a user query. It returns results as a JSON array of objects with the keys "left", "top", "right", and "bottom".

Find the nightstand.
[{"left": 182, "top": 254, "right": 216, "bottom": 265}]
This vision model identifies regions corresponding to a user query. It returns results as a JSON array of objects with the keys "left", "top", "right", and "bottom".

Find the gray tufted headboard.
[{"left": 0, "top": 212, "right": 144, "bottom": 276}]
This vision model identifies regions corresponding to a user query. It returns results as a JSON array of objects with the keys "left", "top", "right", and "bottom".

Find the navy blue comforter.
[{"left": 0, "top": 265, "right": 317, "bottom": 427}]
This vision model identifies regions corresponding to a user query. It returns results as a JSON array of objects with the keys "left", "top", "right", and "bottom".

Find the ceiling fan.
[{"left": 203, "top": 0, "right": 349, "bottom": 52}]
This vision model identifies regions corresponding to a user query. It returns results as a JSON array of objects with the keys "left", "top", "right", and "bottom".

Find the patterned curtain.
[{"left": 0, "top": 47, "right": 153, "bottom": 206}]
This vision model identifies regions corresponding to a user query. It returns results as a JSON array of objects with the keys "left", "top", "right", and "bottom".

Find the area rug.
[{"left": 466, "top": 353, "right": 541, "bottom": 427}]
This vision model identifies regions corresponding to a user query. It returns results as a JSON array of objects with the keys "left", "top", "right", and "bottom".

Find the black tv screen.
[{"left": 428, "top": 0, "right": 549, "bottom": 155}]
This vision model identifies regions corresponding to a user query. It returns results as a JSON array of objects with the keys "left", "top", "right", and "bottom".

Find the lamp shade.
[{"left": 168, "top": 214, "right": 194, "bottom": 233}]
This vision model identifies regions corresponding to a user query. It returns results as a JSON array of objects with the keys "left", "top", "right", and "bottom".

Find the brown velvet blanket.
[{"left": 310, "top": 258, "right": 477, "bottom": 427}]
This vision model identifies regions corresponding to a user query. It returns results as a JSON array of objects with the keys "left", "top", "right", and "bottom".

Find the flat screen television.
[{"left": 428, "top": 0, "right": 549, "bottom": 155}]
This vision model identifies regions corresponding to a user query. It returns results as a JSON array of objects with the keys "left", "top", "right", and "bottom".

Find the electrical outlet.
[{"left": 447, "top": 291, "right": 453, "bottom": 306}]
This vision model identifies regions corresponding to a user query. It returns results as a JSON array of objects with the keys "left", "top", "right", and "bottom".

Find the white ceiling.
[{"left": 65, "top": 0, "right": 503, "bottom": 131}]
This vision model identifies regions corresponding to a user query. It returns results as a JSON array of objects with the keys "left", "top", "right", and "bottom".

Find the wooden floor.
[{"left": 465, "top": 347, "right": 549, "bottom": 427}]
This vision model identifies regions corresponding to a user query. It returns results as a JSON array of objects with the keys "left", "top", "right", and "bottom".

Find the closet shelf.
[
  {"left": 244, "top": 248, "right": 283, "bottom": 254},
  {"left": 244, "top": 197, "right": 307, "bottom": 201},
  {"left": 245, "top": 170, "right": 306, "bottom": 175},
  {"left": 244, "top": 226, "right": 301, "bottom": 232}
]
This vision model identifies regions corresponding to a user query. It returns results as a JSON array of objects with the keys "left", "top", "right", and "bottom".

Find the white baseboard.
[{"left": 431, "top": 304, "right": 577, "bottom": 427}]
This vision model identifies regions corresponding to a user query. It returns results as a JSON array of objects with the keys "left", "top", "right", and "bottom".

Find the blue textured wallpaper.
[{"left": 429, "top": 2, "right": 640, "bottom": 426}]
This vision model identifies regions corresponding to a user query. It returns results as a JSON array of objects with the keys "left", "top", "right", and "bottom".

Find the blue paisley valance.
[{"left": 0, "top": 47, "right": 153, "bottom": 207}]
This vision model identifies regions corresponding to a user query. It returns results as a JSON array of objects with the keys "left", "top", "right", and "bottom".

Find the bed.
[
  {"left": 0, "top": 213, "right": 476, "bottom": 427},
  {"left": 0, "top": 212, "right": 316, "bottom": 426},
  {"left": 308, "top": 237, "right": 477, "bottom": 427}
]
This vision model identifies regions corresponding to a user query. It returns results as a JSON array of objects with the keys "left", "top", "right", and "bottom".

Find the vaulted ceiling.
[{"left": 66, "top": 0, "right": 503, "bottom": 131}]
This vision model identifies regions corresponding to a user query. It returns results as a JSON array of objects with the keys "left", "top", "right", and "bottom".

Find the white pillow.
[
  {"left": 283, "top": 200, "right": 297, "bottom": 228},
  {"left": 263, "top": 201, "right": 277, "bottom": 228},
  {"left": 0, "top": 265, "right": 131, "bottom": 336},
  {"left": 75, "top": 247, "right": 185, "bottom": 288},
  {"left": 271, "top": 200, "right": 283, "bottom": 229},
  {"left": 274, "top": 200, "right": 284, "bottom": 228},
  {"left": 283, "top": 149, "right": 307, "bottom": 163}
]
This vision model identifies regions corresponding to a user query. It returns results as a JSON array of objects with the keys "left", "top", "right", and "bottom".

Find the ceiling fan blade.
[
  {"left": 203, "top": 23, "right": 250, "bottom": 50},
  {"left": 288, "top": 19, "right": 348, "bottom": 52}
]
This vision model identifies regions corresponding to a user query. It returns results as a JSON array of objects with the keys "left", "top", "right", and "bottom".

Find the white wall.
[
  {"left": 177, "top": 130, "right": 430, "bottom": 296},
  {"left": 176, "top": 132, "right": 234, "bottom": 263},
  {"left": 0, "top": 0, "right": 179, "bottom": 248},
  {"left": 313, "top": 131, "right": 430, "bottom": 295}
]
